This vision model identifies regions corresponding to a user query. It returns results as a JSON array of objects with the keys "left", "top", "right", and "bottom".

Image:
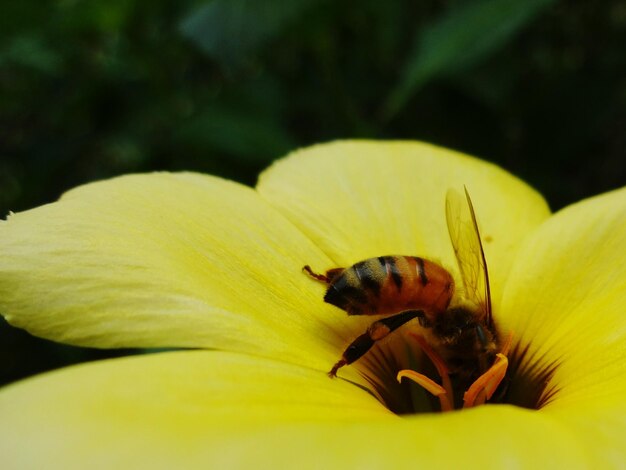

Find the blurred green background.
[{"left": 1, "top": 0, "right": 625, "bottom": 386}]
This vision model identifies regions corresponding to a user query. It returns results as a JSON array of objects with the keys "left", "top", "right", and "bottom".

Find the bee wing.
[{"left": 445, "top": 187, "right": 492, "bottom": 327}]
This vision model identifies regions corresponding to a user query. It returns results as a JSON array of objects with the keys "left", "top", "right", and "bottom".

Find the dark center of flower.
[{"left": 355, "top": 331, "right": 560, "bottom": 415}]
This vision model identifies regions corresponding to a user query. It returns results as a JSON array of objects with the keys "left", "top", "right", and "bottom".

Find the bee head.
[
  {"left": 434, "top": 308, "right": 496, "bottom": 352},
  {"left": 433, "top": 307, "right": 475, "bottom": 344}
]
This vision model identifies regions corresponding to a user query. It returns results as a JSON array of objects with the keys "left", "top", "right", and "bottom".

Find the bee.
[{"left": 304, "top": 188, "right": 507, "bottom": 406}]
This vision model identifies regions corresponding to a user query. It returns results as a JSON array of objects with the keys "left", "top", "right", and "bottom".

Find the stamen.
[
  {"left": 463, "top": 353, "right": 508, "bottom": 408},
  {"left": 396, "top": 333, "right": 455, "bottom": 412},
  {"left": 462, "top": 332, "right": 513, "bottom": 408},
  {"left": 394, "top": 332, "right": 513, "bottom": 412},
  {"left": 397, "top": 370, "right": 453, "bottom": 412},
  {"left": 410, "top": 333, "right": 454, "bottom": 404},
  {"left": 362, "top": 329, "right": 522, "bottom": 413}
]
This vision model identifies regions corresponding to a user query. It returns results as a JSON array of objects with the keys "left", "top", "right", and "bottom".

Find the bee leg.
[
  {"left": 329, "top": 310, "right": 425, "bottom": 377},
  {"left": 303, "top": 265, "right": 344, "bottom": 284},
  {"left": 462, "top": 353, "right": 509, "bottom": 408}
]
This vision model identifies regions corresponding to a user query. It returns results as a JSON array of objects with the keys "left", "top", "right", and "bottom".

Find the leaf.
[
  {"left": 384, "top": 0, "right": 557, "bottom": 118},
  {"left": 174, "top": 104, "right": 295, "bottom": 162},
  {"left": 179, "top": 0, "right": 325, "bottom": 66},
  {"left": 0, "top": 34, "right": 62, "bottom": 75}
]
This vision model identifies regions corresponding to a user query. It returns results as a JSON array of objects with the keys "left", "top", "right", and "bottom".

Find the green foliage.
[
  {"left": 180, "top": 0, "right": 328, "bottom": 66},
  {"left": 385, "top": 0, "right": 558, "bottom": 117}
]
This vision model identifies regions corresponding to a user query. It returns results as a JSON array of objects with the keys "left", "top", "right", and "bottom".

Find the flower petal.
[
  {"left": 501, "top": 187, "right": 626, "bottom": 409},
  {"left": 549, "top": 405, "right": 626, "bottom": 466},
  {"left": 257, "top": 141, "right": 550, "bottom": 307},
  {"left": 227, "top": 407, "right": 621, "bottom": 468},
  {"left": 0, "top": 351, "right": 390, "bottom": 468},
  {"left": 0, "top": 351, "right": 619, "bottom": 468},
  {"left": 0, "top": 173, "right": 349, "bottom": 370}
]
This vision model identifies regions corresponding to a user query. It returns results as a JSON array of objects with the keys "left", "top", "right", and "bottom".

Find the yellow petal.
[
  {"left": 0, "top": 351, "right": 391, "bottom": 468},
  {"left": 0, "top": 351, "right": 618, "bottom": 468},
  {"left": 0, "top": 173, "right": 349, "bottom": 371},
  {"left": 550, "top": 405, "right": 626, "bottom": 466},
  {"left": 236, "top": 407, "right": 619, "bottom": 468},
  {"left": 501, "top": 187, "right": 626, "bottom": 409},
  {"left": 258, "top": 141, "right": 550, "bottom": 308}
]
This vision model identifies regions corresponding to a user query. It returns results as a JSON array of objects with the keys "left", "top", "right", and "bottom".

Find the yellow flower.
[{"left": 0, "top": 141, "right": 624, "bottom": 468}]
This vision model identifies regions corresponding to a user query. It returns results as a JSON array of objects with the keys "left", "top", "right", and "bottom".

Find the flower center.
[{"left": 354, "top": 331, "right": 559, "bottom": 415}]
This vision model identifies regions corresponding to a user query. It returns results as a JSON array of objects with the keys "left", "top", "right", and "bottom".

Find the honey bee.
[{"left": 304, "top": 188, "right": 507, "bottom": 406}]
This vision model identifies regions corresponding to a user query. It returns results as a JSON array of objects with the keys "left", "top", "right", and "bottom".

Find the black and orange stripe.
[{"left": 323, "top": 255, "right": 454, "bottom": 318}]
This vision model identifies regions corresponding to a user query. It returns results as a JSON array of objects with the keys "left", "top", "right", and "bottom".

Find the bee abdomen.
[
  {"left": 324, "top": 258, "right": 385, "bottom": 315},
  {"left": 324, "top": 256, "right": 454, "bottom": 316}
]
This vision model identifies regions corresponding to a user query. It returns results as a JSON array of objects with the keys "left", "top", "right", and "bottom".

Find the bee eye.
[{"left": 475, "top": 324, "right": 488, "bottom": 347}]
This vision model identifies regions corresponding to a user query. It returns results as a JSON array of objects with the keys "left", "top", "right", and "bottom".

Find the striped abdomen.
[{"left": 324, "top": 256, "right": 454, "bottom": 317}]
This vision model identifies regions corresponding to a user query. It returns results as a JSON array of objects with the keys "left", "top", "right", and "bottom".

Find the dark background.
[{"left": 1, "top": 0, "right": 625, "bottom": 386}]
